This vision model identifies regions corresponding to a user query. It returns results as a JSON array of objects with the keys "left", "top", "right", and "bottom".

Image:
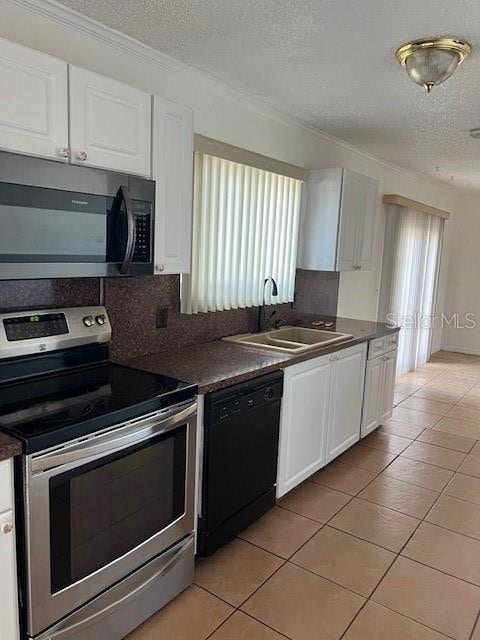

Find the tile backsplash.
[
  {"left": 0, "top": 269, "right": 339, "bottom": 360},
  {"left": 0, "top": 278, "right": 100, "bottom": 311},
  {"left": 294, "top": 269, "right": 339, "bottom": 316}
]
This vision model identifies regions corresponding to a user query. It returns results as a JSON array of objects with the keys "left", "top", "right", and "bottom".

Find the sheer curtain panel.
[
  {"left": 182, "top": 153, "right": 303, "bottom": 314},
  {"left": 385, "top": 207, "right": 443, "bottom": 375}
]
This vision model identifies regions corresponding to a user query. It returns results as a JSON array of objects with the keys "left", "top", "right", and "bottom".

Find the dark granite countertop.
[
  {"left": 121, "top": 315, "right": 399, "bottom": 394},
  {"left": 0, "top": 432, "right": 22, "bottom": 461}
]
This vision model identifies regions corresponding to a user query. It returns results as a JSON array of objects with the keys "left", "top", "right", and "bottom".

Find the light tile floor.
[{"left": 127, "top": 351, "right": 480, "bottom": 640}]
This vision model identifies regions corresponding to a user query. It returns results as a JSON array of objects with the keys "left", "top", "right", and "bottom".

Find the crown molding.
[{"left": 6, "top": 0, "right": 458, "bottom": 193}]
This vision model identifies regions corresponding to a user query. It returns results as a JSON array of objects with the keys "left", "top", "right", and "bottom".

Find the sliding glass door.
[{"left": 380, "top": 207, "right": 444, "bottom": 376}]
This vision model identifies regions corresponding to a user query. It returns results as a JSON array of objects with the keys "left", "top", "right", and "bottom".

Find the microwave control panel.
[{"left": 132, "top": 201, "right": 152, "bottom": 263}]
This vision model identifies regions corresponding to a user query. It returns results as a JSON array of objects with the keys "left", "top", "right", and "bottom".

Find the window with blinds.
[{"left": 181, "top": 152, "right": 303, "bottom": 314}]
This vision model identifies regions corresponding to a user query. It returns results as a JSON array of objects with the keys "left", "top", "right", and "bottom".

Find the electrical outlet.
[{"left": 155, "top": 305, "right": 168, "bottom": 328}]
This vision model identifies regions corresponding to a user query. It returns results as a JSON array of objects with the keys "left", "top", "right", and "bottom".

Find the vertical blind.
[
  {"left": 387, "top": 208, "right": 444, "bottom": 375},
  {"left": 181, "top": 152, "right": 303, "bottom": 314}
]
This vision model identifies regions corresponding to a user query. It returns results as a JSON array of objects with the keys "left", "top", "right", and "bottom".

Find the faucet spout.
[{"left": 258, "top": 277, "right": 278, "bottom": 332}]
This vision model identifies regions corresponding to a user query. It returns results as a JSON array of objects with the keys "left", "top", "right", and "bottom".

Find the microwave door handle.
[{"left": 119, "top": 185, "right": 136, "bottom": 274}]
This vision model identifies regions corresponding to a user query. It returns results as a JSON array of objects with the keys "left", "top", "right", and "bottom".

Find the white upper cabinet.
[
  {"left": 299, "top": 168, "right": 378, "bottom": 272},
  {"left": 69, "top": 66, "right": 151, "bottom": 176},
  {"left": 152, "top": 96, "right": 193, "bottom": 274},
  {"left": 0, "top": 37, "right": 68, "bottom": 161}
]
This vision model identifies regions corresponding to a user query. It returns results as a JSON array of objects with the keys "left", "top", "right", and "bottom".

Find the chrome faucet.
[{"left": 258, "top": 277, "right": 278, "bottom": 332}]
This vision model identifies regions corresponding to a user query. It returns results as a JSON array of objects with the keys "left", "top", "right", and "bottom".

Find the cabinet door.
[
  {"left": 69, "top": 66, "right": 151, "bottom": 176},
  {"left": 379, "top": 349, "right": 397, "bottom": 424},
  {"left": 277, "top": 355, "right": 330, "bottom": 498},
  {"left": 0, "top": 37, "right": 68, "bottom": 161},
  {"left": 355, "top": 174, "right": 378, "bottom": 271},
  {"left": 152, "top": 96, "right": 193, "bottom": 274},
  {"left": 0, "top": 459, "right": 13, "bottom": 514},
  {"left": 326, "top": 343, "right": 366, "bottom": 463},
  {"left": 0, "top": 509, "right": 19, "bottom": 640},
  {"left": 361, "top": 356, "right": 383, "bottom": 437},
  {"left": 336, "top": 170, "right": 364, "bottom": 271},
  {"left": 299, "top": 169, "right": 342, "bottom": 271}
]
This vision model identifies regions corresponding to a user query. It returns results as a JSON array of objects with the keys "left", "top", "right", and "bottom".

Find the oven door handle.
[
  {"left": 35, "top": 536, "right": 194, "bottom": 640},
  {"left": 118, "top": 184, "right": 136, "bottom": 275},
  {"left": 31, "top": 401, "right": 197, "bottom": 473}
]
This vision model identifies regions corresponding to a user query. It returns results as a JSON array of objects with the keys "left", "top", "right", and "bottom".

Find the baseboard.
[{"left": 440, "top": 345, "right": 480, "bottom": 357}]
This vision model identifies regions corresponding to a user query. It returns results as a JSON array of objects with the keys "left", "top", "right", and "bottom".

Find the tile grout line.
[
  {"left": 360, "top": 411, "right": 480, "bottom": 636},
  {"left": 337, "top": 358, "right": 480, "bottom": 638},
  {"left": 469, "top": 608, "right": 480, "bottom": 640},
  {"left": 354, "top": 492, "right": 438, "bottom": 520},
  {"left": 394, "top": 451, "right": 466, "bottom": 473},
  {"left": 400, "top": 550, "right": 480, "bottom": 590},
  {"left": 229, "top": 464, "right": 393, "bottom": 636},
  {"left": 413, "top": 428, "right": 477, "bottom": 453},
  {"left": 423, "top": 509, "right": 480, "bottom": 544},
  {"left": 442, "top": 487, "right": 480, "bottom": 509},
  {"left": 201, "top": 355, "right": 480, "bottom": 640},
  {"left": 202, "top": 606, "right": 237, "bottom": 640},
  {"left": 337, "top": 380, "right": 473, "bottom": 638},
  {"left": 240, "top": 611, "right": 294, "bottom": 640}
]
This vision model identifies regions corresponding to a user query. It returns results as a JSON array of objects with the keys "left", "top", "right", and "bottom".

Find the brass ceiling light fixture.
[{"left": 395, "top": 36, "right": 471, "bottom": 92}]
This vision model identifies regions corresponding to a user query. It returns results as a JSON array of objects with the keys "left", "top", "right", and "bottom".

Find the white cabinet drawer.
[
  {"left": 386, "top": 332, "right": 399, "bottom": 352},
  {"left": 0, "top": 459, "right": 13, "bottom": 515},
  {"left": 368, "top": 332, "right": 400, "bottom": 359},
  {"left": 368, "top": 337, "right": 386, "bottom": 360}
]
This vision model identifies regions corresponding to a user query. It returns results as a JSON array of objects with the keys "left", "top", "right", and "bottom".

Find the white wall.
[
  {"left": 441, "top": 194, "right": 480, "bottom": 355},
  {"left": 0, "top": 0, "right": 456, "bottom": 322}
]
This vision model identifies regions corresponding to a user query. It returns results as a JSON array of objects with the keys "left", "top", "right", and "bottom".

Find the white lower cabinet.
[
  {"left": 0, "top": 460, "right": 19, "bottom": 640},
  {"left": 362, "top": 356, "right": 384, "bottom": 436},
  {"left": 277, "top": 342, "right": 367, "bottom": 498},
  {"left": 380, "top": 349, "right": 397, "bottom": 424},
  {"left": 361, "top": 347, "right": 398, "bottom": 437},
  {"left": 326, "top": 344, "right": 368, "bottom": 463},
  {"left": 277, "top": 354, "right": 330, "bottom": 497}
]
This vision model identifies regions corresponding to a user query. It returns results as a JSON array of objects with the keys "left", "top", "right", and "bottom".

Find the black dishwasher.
[{"left": 198, "top": 370, "right": 283, "bottom": 556}]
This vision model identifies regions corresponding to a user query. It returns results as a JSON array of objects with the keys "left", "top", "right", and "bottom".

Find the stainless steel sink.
[{"left": 223, "top": 326, "right": 353, "bottom": 353}]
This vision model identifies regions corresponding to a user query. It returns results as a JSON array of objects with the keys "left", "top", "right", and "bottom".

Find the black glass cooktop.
[{"left": 0, "top": 362, "right": 196, "bottom": 453}]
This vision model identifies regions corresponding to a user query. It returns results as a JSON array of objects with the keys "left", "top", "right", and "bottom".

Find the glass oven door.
[{"left": 24, "top": 400, "right": 197, "bottom": 638}]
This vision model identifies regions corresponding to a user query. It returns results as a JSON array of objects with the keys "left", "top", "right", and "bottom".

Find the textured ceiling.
[{"left": 56, "top": 0, "right": 480, "bottom": 190}]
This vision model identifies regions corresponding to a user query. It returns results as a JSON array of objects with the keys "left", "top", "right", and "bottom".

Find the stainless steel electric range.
[{"left": 0, "top": 306, "right": 197, "bottom": 640}]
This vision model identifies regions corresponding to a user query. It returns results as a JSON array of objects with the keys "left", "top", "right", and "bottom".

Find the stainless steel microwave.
[{"left": 0, "top": 151, "right": 155, "bottom": 279}]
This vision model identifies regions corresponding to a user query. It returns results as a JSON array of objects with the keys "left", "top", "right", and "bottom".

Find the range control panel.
[
  {"left": 0, "top": 306, "right": 111, "bottom": 360},
  {"left": 4, "top": 312, "right": 68, "bottom": 342}
]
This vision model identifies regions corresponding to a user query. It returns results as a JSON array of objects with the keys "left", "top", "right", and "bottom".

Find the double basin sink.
[{"left": 223, "top": 326, "right": 353, "bottom": 354}]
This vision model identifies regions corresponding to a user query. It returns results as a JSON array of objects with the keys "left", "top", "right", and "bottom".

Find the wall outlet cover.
[{"left": 156, "top": 305, "right": 169, "bottom": 328}]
